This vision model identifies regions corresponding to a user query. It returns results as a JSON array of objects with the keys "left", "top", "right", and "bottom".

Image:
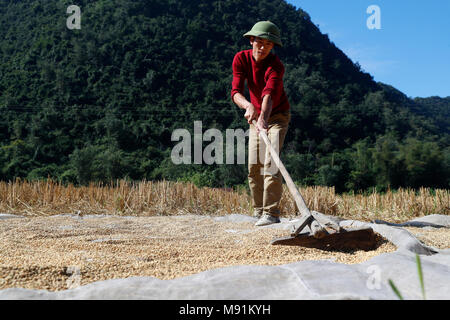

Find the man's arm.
[
  {"left": 232, "top": 93, "right": 258, "bottom": 124},
  {"left": 256, "top": 94, "right": 272, "bottom": 133},
  {"left": 231, "top": 53, "right": 260, "bottom": 126},
  {"left": 232, "top": 92, "right": 251, "bottom": 110},
  {"left": 257, "top": 58, "right": 284, "bottom": 133},
  {"left": 233, "top": 93, "right": 272, "bottom": 133}
]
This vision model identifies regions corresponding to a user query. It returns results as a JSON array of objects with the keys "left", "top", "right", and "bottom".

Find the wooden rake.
[{"left": 252, "top": 120, "right": 379, "bottom": 251}]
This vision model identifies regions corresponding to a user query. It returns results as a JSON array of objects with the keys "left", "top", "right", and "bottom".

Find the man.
[{"left": 231, "top": 21, "right": 291, "bottom": 226}]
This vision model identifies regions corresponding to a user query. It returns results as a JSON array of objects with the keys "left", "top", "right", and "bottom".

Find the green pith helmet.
[{"left": 243, "top": 21, "right": 283, "bottom": 47}]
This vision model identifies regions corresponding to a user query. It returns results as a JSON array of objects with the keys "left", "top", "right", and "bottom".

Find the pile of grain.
[{"left": 0, "top": 214, "right": 404, "bottom": 292}]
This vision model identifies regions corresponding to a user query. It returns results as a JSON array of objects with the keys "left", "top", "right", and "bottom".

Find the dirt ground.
[{"left": 0, "top": 214, "right": 448, "bottom": 292}]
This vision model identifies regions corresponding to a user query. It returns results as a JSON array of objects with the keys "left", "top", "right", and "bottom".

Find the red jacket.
[{"left": 231, "top": 49, "right": 290, "bottom": 115}]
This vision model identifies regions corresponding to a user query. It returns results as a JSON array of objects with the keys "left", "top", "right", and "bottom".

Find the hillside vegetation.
[{"left": 0, "top": 0, "right": 448, "bottom": 192}]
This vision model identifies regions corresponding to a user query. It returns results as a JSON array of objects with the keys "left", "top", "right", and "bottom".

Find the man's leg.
[
  {"left": 263, "top": 111, "right": 290, "bottom": 218},
  {"left": 248, "top": 122, "right": 264, "bottom": 217}
]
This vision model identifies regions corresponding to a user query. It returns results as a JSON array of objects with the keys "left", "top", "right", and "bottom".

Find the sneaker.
[
  {"left": 253, "top": 210, "right": 263, "bottom": 219},
  {"left": 255, "top": 214, "right": 280, "bottom": 227}
]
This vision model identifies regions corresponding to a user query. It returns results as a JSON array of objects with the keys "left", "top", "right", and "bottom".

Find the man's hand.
[
  {"left": 255, "top": 116, "right": 268, "bottom": 134},
  {"left": 255, "top": 94, "right": 271, "bottom": 134},
  {"left": 244, "top": 103, "right": 258, "bottom": 124},
  {"left": 232, "top": 93, "right": 258, "bottom": 124}
]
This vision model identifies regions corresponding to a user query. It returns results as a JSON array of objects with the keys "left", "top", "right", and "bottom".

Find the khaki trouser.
[{"left": 248, "top": 111, "right": 290, "bottom": 218}]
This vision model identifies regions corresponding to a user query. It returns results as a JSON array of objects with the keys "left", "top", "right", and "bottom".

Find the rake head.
[{"left": 271, "top": 226, "right": 382, "bottom": 251}]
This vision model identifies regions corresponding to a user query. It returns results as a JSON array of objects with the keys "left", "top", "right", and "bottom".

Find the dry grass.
[
  {"left": 0, "top": 179, "right": 251, "bottom": 217},
  {"left": 0, "top": 179, "right": 448, "bottom": 222}
]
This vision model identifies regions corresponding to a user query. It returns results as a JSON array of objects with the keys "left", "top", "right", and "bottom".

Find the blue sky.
[{"left": 286, "top": 0, "right": 450, "bottom": 98}]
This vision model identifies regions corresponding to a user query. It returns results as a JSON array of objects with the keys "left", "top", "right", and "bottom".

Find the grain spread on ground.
[{"left": 0, "top": 214, "right": 447, "bottom": 292}]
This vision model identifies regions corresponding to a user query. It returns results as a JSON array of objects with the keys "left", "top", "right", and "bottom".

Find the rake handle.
[
  {"left": 251, "top": 120, "right": 311, "bottom": 218},
  {"left": 252, "top": 120, "right": 327, "bottom": 238}
]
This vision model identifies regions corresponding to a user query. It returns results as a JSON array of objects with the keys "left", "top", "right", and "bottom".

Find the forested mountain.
[
  {"left": 413, "top": 96, "right": 450, "bottom": 136},
  {"left": 0, "top": 0, "right": 448, "bottom": 192}
]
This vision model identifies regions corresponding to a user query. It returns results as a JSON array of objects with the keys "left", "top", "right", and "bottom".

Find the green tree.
[
  {"left": 345, "top": 139, "right": 375, "bottom": 191},
  {"left": 399, "top": 138, "right": 447, "bottom": 188}
]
